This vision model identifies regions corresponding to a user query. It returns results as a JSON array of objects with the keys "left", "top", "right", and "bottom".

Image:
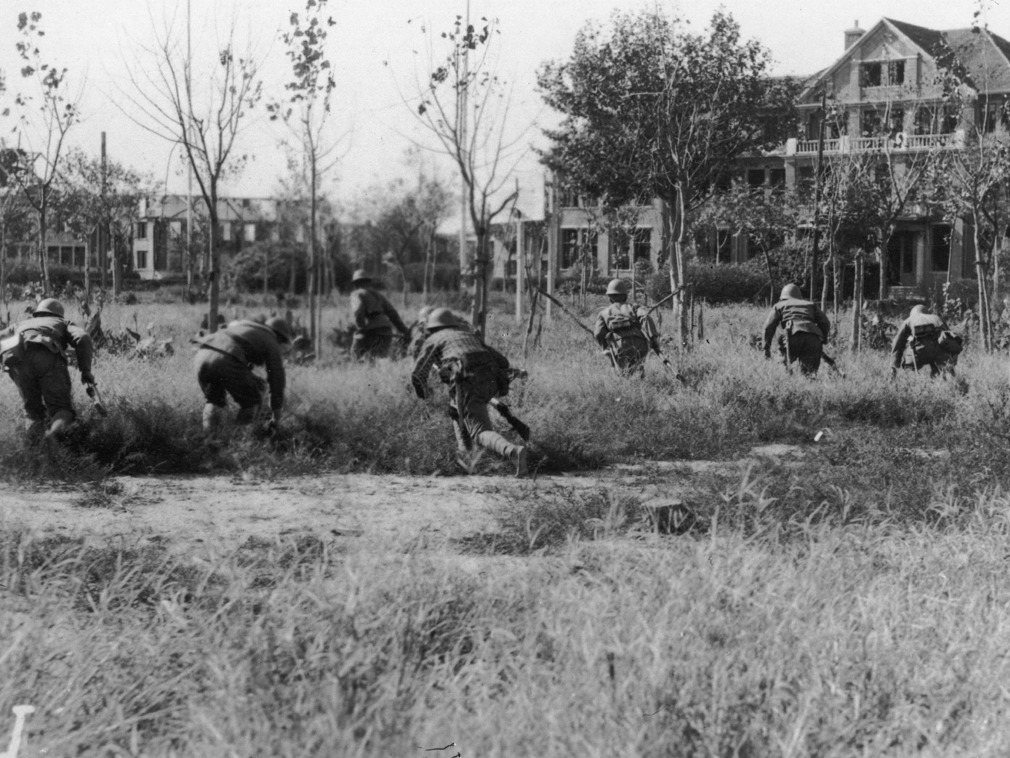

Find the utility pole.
[
  {"left": 186, "top": 0, "right": 195, "bottom": 295},
  {"left": 810, "top": 87, "right": 827, "bottom": 302},
  {"left": 514, "top": 178, "right": 522, "bottom": 322},
  {"left": 458, "top": 0, "right": 469, "bottom": 319}
]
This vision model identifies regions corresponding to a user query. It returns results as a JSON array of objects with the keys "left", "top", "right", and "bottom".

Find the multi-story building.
[
  {"left": 547, "top": 17, "right": 1010, "bottom": 298},
  {"left": 132, "top": 195, "right": 298, "bottom": 280}
]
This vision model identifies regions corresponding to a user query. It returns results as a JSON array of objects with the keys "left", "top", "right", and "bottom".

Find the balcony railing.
[{"left": 787, "top": 131, "right": 964, "bottom": 155}]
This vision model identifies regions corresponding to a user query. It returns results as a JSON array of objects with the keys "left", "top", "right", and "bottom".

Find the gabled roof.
[{"left": 800, "top": 17, "right": 1010, "bottom": 100}]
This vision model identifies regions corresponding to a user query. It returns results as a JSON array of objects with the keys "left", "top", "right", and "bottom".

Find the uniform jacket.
[
  {"left": 2, "top": 315, "right": 94, "bottom": 373},
  {"left": 763, "top": 298, "right": 830, "bottom": 351},
  {"left": 351, "top": 287, "right": 409, "bottom": 335},
  {"left": 411, "top": 327, "right": 509, "bottom": 399},
  {"left": 199, "top": 320, "right": 286, "bottom": 411},
  {"left": 594, "top": 302, "right": 659, "bottom": 352},
  {"left": 891, "top": 312, "right": 947, "bottom": 368}
]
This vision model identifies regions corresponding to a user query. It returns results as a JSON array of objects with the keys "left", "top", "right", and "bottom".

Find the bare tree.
[
  {"left": 8, "top": 12, "right": 80, "bottom": 295},
  {"left": 121, "top": 5, "right": 262, "bottom": 332},
  {"left": 410, "top": 14, "right": 525, "bottom": 335}
]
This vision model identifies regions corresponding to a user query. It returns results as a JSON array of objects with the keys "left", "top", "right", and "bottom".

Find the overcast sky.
[{"left": 0, "top": 0, "right": 1002, "bottom": 221}]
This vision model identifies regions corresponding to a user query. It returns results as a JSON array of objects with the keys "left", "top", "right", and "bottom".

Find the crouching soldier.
[
  {"left": 350, "top": 269, "right": 410, "bottom": 360},
  {"left": 763, "top": 283, "right": 831, "bottom": 376},
  {"left": 406, "top": 305, "right": 434, "bottom": 361},
  {"left": 0, "top": 298, "right": 95, "bottom": 440},
  {"left": 194, "top": 316, "right": 290, "bottom": 441},
  {"left": 890, "top": 304, "right": 960, "bottom": 378},
  {"left": 411, "top": 307, "right": 529, "bottom": 477},
  {"left": 594, "top": 279, "right": 661, "bottom": 375}
]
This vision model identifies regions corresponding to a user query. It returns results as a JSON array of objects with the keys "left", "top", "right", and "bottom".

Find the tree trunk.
[
  {"left": 850, "top": 253, "right": 863, "bottom": 351},
  {"left": 877, "top": 244, "right": 887, "bottom": 301},
  {"left": 309, "top": 161, "right": 319, "bottom": 356},
  {"left": 39, "top": 196, "right": 51, "bottom": 296},
  {"left": 111, "top": 227, "right": 122, "bottom": 296},
  {"left": 975, "top": 221, "right": 993, "bottom": 352},
  {"left": 663, "top": 187, "right": 690, "bottom": 347},
  {"left": 207, "top": 187, "right": 221, "bottom": 334},
  {"left": 473, "top": 226, "right": 488, "bottom": 336}
]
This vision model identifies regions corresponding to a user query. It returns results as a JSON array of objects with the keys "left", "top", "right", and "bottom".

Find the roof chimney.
[{"left": 845, "top": 20, "right": 862, "bottom": 51}]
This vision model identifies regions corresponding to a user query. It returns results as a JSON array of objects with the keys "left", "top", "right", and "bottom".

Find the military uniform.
[
  {"left": 891, "top": 307, "right": 957, "bottom": 377},
  {"left": 412, "top": 312, "right": 527, "bottom": 475},
  {"left": 594, "top": 302, "right": 659, "bottom": 373},
  {"left": 350, "top": 275, "right": 410, "bottom": 360},
  {"left": 194, "top": 319, "right": 287, "bottom": 435},
  {"left": 0, "top": 302, "right": 95, "bottom": 438},
  {"left": 763, "top": 286, "right": 831, "bottom": 376}
]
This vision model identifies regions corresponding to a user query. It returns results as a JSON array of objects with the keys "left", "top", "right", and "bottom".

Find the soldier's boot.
[
  {"left": 45, "top": 410, "right": 74, "bottom": 440},
  {"left": 202, "top": 403, "right": 226, "bottom": 447},
  {"left": 475, "top": 431, "right": 528, "bottom": 477}
]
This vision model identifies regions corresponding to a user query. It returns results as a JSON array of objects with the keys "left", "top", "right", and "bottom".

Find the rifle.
[
  {"left": 85, "top": 382, "right": 108, "bottom": 417},
  {"left": 489, "top": 398, "right": 530, "bottom": 441},
  {"left": 535, "top": 288, "right": 596, "bottom": 339}
]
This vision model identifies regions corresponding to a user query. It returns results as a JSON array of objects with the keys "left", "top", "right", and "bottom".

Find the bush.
[{"left": 648, "top": 263, "right": 766, "bottom": 304}]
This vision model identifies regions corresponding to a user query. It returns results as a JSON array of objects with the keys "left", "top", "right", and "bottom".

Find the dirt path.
[{"left": 0, "top": 444, "right": 814, "bottom": 553}]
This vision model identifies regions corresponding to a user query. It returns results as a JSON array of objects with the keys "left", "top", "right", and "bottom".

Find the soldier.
[
  {"left": 593, "top": 279, "right": 660, "bottom": 374},
  {"left": 194, "top": 316, "right": 290, "bottom": 440},
  {"left": 411, "top": 307, "right": 529, "bottom": 477},
  {"left": 890, "top": 304, "right": 960, "bottom": 378},
  {"left": 763, "top": 283, "right": 831, "bottom": 376},
  {"left": 0, "top": 298, "right": 96, "bottom": 440},
  {"left": 349, "top": 269, "right": 410, "bottom": 360}
]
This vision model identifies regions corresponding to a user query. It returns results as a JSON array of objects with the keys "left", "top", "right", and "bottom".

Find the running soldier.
[
  {"left": 411, "top": 307, "right": 529, "bottom": 477},
  {"left": 0, "top": 298, "right": 96, "bottom": 440},
  {"left": 194, "top": 317, "right": 290, "bottom": 440},
  {"left": 593, "top": 279, "right": 660, "bottom": 375},
  {"left": 763, "top": 283, "right": 831, "bottom": 376},
  {"left": 890, "top": 304, "right": 960, "bottom": 378},
  {"left": 349, "top": 269, "right": 410, "bottom": 360}
]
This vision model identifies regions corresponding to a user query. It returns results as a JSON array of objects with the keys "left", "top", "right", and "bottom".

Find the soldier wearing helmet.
[
  {"left": 762, "top": 283, "right": 831, "bottom": 376},
  {"left": 593, "top": 278, "right": 660, "bottom": 375},
  {"left": 0, "top": 298, "right": 96, "bottom": 440},
  {"left": 193, "top": 316, "right": 291, "bottom": 440},
  {"left": 349, "top": 269, "right": 410, "bottom": 360},
  {"left": 890, "top": 303, "right": 960, "bottom": 378},
  {"left": 411, "top": 307, "right": 529, "bottom": 477}
]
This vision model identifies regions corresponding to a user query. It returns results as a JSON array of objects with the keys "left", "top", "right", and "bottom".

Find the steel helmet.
[
  {"left": 417, "top": 305, "right": 434, "bottom": 322},
  {"left": 606, "top": 279, "right": 629, "bottom": 296},
  {"left": 265, "top": 316, "right": 291, "bottom": 343},
  {"left": 351, "top": 269, "right": 370, "bottom": 285},
  {"left": 34, "top": 298, "right": 64, "bottom": 318},
  {"left": 779, "top": 283, "right": 802, "bottom": 300},
  {"left": 426, "top": 307, "right": 459, "bottom": 331},
  {"left": 910, "top": 304, "right": 928, "bottom": 316}
]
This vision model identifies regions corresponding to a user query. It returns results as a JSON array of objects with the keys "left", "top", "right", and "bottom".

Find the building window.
[
  {"left": 244, "top": 223, "right": 256, "bottom": 242},
  {"left": 137, "top": 249, "right": 147, "bottom": 269},
  {"left": 155, "top": 245, "right": 167, "bottom": 271},
  {"left": 747, "top": 169, "right": 765, "bottom": 187},
  {"left": 888, "top": 60, "right": 905, "bottom": 85},
  {"left": 888, "top": 108, "right": 905, "bottom": 135},
  {"left": 136, "top": 222, "right": 147, "bottom": 239},
  {"left": 769, "top": 169, "right": 786, "bottom": 189},
  {"left": 914, "top": 106, "right": 934, "bottom": 135},
  {"left": 860, "top": 62, "right": 882, "bottom": 87},
  {"left": 221, "top": 223, "right": 232, "bottom": 242},
  {"left": 633, "top": 228, "right": 651, "bottom": 263},
  {"left": 861, "top": 109, "right": 881, "bottom": 136},
  {"left": 169, "top": 221, "right": 182, "bottom": 238},
  {"left": 73, "top": 247, "right": 85, "bottom": 267},
  {"left": 561, "top": 229, "right": 579, "bottom": 269},
  {"left": 941, "top": 106, "right": 959, "bottom": 134},
  {"left": 507, "top": 259, "right": 517, "bottom": 277},
  {"left": 559, "top": 187, "right": 579, "bottom": 208},
  {"left": 561, "top": 228, "right": 597, "bottom": 269},
  {"left": 931, "top": 225, "right": 951, "bottom": 272},
  {"left": 980, "top": 99, "right": 1009, "bottom": 133}
]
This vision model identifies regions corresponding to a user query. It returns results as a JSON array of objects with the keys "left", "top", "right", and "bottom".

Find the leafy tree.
[
  {"left": 268, "top": 0, "right": 345, "bottom": 355},
  {"left": 8, "top": 11, "right": 80, "bottom": 295},
  {"left": 538, "top": 9, "right": 797, "bottom": 344},
  {"left": 693, "top": 183, "right": 805, "bottom": 297},
  {"left": 51, "top": 148, "right": 151, "bottom": 299},
  {"left": 923, "top": 27, "right": 1010, "bottom": 352}
]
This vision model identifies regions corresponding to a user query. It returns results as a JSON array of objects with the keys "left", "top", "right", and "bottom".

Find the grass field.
[{"left": 3, "top": 291, "right": 1010, "bottom": 755}]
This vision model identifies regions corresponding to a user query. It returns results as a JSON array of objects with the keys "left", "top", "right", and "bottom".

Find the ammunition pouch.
[
  {"left": 938, "top": 330, "right": 963, "bottom": 355},
  {"left": 439, "top": 352, "right": 510, "bottom": 397}
]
